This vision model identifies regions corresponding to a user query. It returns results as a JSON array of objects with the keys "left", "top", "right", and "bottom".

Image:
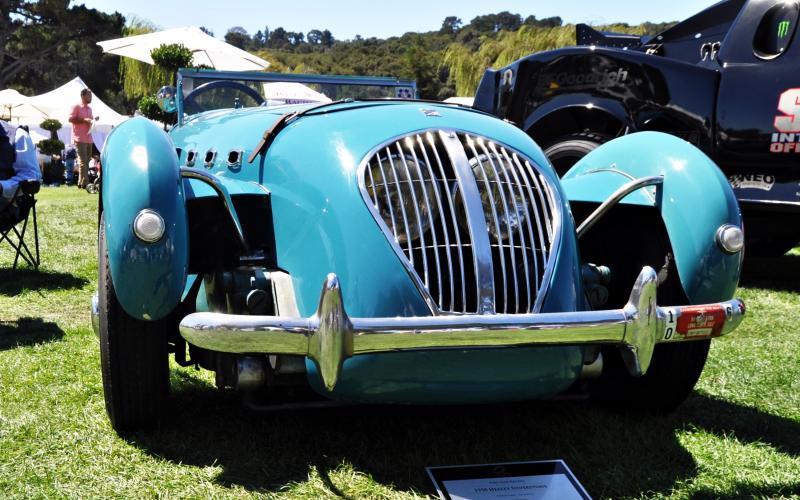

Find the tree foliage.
[{"left": 2, "top": 0, "right": 127, "bottom": 109}]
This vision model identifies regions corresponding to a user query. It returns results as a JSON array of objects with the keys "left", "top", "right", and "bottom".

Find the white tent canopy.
[
  {"left": 1, "top": 77, "right": 129, "bottom": 150},
  {"left": 98, "top": 27, "right": 270, "bottom": 71}
]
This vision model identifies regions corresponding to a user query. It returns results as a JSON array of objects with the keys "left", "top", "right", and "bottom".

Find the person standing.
[{"left": 68, "top": 89, "right": 98, "bottom": 189}]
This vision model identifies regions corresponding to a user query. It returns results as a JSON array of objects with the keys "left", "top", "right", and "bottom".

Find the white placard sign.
[{"left": 426, "top": 460, "right": 590, "bottom": 500}]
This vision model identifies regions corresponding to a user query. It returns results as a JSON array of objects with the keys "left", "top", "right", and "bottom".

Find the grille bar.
[
  {"left": 427, "top": 133, "right": 468, "bottom": 312},
  {"left": 493, "top": 142, "right": 532, "bottom": 313},
  {"left": 497, "top": 145, "right": 536, "bottom": 307},
  {"left": 360, "top": 129, "right": 560, "bottom": 315},
  {"left": 441, "top": 130, "right": 494, "bottom": 313}
]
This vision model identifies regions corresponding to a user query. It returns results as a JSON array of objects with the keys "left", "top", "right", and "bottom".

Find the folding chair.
[{"left": 0, "top": 179, "right": 40, "bottom": 269}]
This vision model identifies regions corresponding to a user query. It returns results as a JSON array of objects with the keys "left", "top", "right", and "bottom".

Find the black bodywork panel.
[{"left": 475, "top": 0, "right": 800, "bottom": 246}]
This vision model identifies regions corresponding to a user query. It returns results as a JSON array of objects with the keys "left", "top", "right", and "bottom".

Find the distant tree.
[
  {"left": 267, "top": 27, "right": 289, "bottom": 49},
  {"left": 253, "top": 30, "right": 265, "bottom": 48},
  {"left": 470, "top": 12, "right": 523, "bottom": 33},
  {"left": 287, "top": 31, "right": 305, "bottom": 45},
  {"left": 199, "top": 26, "right": 214, "bottom": 37},
  {"left": 440, "top": 16, "right": 462, "bottom": 34},
  {"left": 321, "top": 29, "right": 335, "bottom": 47},
  {"left": 307, "top": 29, "right": 323, "bottom": 45},
  {"left": 524, "top": 15, "right": 563, "bottom": 28},
  {"left": 225, "top": 26, "right": 251, "bottom": 49}
]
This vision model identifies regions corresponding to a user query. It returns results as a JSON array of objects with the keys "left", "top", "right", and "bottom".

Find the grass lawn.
[{"left": 1, "top": 187, "right": 798, "bottom": 499}]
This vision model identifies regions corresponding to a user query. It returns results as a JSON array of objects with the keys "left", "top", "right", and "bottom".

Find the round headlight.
[
  {"left": 716, "top": 224, "right": 744, "bottom": 254},
  {"left": 469, "top": 153, "right": 527, "bottom": 241},
  {"left": 368, "top": 153, "right": 436, "bottom": 244},
  {"left": 133, "top": 209, "right": 165, "bottom": 243}
]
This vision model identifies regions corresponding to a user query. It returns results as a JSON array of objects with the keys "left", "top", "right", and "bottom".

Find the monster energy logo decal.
[{"left": 778, "top": 20, "right": 791, "bottom": 38}]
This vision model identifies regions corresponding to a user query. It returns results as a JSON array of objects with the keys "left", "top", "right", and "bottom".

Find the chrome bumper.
[{"left": 177, "top": 267, "right": 745, "bottom": 390}]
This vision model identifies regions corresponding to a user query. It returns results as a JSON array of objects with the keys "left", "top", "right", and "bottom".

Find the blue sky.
[{"left": 81, "top": 0, "right": 720, "bottom": 40}]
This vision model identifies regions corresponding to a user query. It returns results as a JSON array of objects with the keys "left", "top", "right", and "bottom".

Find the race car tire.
[
  {"left": 98, "top": 214, "right": 171, "bottom": 432},
  {"left": 543, "top": 132, "right": 610, "bottom": 177},
  {"left": 589, "top": 339, "right": 711, "bottom": 412}
]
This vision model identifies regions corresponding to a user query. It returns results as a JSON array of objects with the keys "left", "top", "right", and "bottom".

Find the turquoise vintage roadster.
[{"left": 91, "top": 70, "right": 745, "bottom": 432}]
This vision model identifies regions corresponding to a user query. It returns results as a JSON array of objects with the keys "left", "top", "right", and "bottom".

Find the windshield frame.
[{"left": 175, "top": 69, "right": 417, "bottom": 125}]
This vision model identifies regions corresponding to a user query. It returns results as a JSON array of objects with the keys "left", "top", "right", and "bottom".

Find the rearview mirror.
[{"left": 156, "top": 86, "right": 177, "bottom": 113}]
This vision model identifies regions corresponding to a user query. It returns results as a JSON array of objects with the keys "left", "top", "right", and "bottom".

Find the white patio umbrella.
[
  {"left": 0, "top": 89, "right": 56, "bottom": 124},
  {"left": 97, "top": 27, "right": 269, "bottom": 71}
]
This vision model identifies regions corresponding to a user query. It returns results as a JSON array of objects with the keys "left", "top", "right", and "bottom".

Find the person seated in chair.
[{"left": 0, "top": 120, "right": 41, "bottom": 212}]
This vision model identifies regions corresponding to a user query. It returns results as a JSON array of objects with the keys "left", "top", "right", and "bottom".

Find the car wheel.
[
  {"left": 589, "top": 339, "right": 711, "bottom": 412},
  {"left": 542, "top": 132, "right": 611, "bottom": 177},
  {"left": 98, "top": 214, "right": 171, "bottom": 432}
]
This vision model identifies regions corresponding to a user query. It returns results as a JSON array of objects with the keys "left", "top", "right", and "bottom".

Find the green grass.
[{"left": 1, "top": 187, "right": 799, "bottom": 499}]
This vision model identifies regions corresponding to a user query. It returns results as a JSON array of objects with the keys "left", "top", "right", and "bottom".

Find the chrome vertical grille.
[{"left": 360, "top": 130, "right": 560, "bottom": 314}]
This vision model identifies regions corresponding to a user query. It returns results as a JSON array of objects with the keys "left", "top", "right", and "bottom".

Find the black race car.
[{"left": 474, "top": 0, "right": 800, "bottom": 255}]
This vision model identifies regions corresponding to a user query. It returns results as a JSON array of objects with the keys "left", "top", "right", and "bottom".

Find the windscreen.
[{"left": 179, "top": 73, "right": 416, "bottom": 116}]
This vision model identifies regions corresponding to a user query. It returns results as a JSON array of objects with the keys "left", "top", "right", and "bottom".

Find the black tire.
[
  {"left": 542, "top": 132, "right": 611, "bottom": 177},
  {"left": 98, "top": 215, "right": 171, "bottom": 432},
  {"left": 589, "top": 339, "right": 711, "bottom": 412}
]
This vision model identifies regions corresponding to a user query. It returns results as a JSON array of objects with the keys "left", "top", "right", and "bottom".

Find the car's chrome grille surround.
[{"left": 358, "top": 129, "right": 562, "bottom": 315}]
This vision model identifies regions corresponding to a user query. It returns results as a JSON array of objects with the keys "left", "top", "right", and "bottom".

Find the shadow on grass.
[
  {"left": 0, "top": 268, "right": 88, "bottom": 296},
  {"left": 741, "top": 253, "right": 800, "bottom": 292},
  {"left": 128, "top": 379, "right": 800, "bottom": 498},
  {"left": 0, "top": 317, "right": 64, "bottom": 350}
]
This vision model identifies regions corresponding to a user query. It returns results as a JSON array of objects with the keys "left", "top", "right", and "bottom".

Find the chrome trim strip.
[
  {"left": 396, "top": 142, "right": 430, "bottom": 287},
  {"left": 406, "top": 137, "right": 442, "bottom": 303},
  {"left": 480, "top": 138, "right": 520, "bottom": 313},
  {"left": 180, "top": 167, "right": 250, "bottom": 254},
  {"left": 375, "top": 154, "right": 397, "bottom": 235},
  {"left": 441, "top": 130, "right": 495, "bottom": 314},
  {"left": 385, "top": 147, "right": 415, "bottom": 265},
  {"left": 576, "top": 175, "right": 664, "bottom": 238},
  {"left": 497, "top": 145, "right": 535, "bottom": 311},
  {"left": 464, "top": 134, "right": 508, "bottom": 312},
  {"left": 179, "top": 267, "right": 746, "bottom": 391},
  {"left": 416, "top": 134, "right": 452, "bottom": 310},
  {"left": 467, "top": 135, "right": 508, "bottom": 312},
  {"left": 428, "top": 132, "right": 467, "bottom": 312},
  {"left": 511, "top": 153, "right": 545, "bottom": 293}
]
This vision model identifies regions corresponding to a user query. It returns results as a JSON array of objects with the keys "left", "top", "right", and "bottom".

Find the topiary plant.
[
  {"left": 38, "top": 138, "right": 65, "bottom": 156},
  {"left": 151, "top": 43, "right": 194, "bottom": 85},
  {"left": 40, "top": 118, "right": 63, "bottom": 140}
]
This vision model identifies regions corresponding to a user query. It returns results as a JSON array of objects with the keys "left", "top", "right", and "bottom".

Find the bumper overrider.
[{"left": 91, "top": 267, "right": 744, "bottom": 390}]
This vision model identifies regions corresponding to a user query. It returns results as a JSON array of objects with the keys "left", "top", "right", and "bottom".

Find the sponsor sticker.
[
  {"left": 728, "top": 173, "right": 775, "bottom": 191},
  {"left": 675, "top": 305, "right": 726, "bottom": 338},
  {"left": 771, "top": 88, "right": 800, "bottom": 153}
]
